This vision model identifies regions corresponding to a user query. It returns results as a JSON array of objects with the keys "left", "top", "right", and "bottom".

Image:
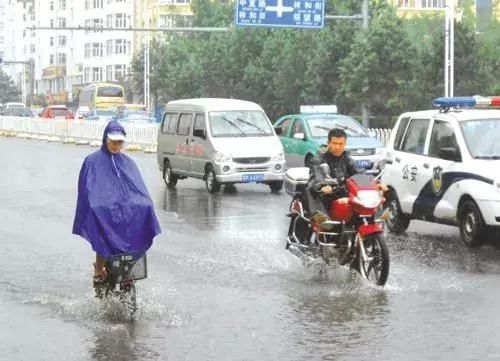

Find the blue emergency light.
[
  {"left": 432, "top": 96, "right": 500, "bottom": 109},
  {"left": 432, "top": 97, "right": 476, "bottom": 108}
]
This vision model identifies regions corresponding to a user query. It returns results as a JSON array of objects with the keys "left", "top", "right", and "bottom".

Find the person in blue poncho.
[{"left": 72, "top": 120, "right": 161, "bottom": 284}]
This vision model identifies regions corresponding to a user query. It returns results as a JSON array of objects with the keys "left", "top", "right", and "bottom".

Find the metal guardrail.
[
  {"left": 0, "top": 116, "right": 159, "bottom": 145},
  {"left": 0, "top": 116, "right": 392, "bottom": 146}
]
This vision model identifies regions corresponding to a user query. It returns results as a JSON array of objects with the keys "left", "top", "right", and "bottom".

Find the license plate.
[
  {"left": 242, "top": 173, "right": 265, "bottom": 183},
  {"left": 356, "top": 160, "right": 373, "bottom": 169}
]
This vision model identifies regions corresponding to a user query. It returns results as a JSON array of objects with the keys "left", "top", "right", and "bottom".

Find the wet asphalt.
[{"left": 1, "top": 137, "right": 500, "bottom": 361}]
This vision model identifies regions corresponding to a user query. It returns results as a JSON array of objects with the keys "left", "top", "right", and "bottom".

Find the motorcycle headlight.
[
  {"left": 215, "top": 151, "right": 232, "bottom": 162},
  {"left": 353, "top": 190, "right": 383, "bottom": 209},
  {"left": 271, "top": 152, "right": 285, "bottom": 162}
]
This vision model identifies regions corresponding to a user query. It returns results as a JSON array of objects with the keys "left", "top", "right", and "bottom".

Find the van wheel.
[
  {"left": 205, "top": 165, "right": 221, "bottom": 194},
  {"left": 459, "top": 200, "right": 486, "bottom": 247},
  {"left": 384, "top": 191, "right": 410, "bottom": 234},
  {"left": 268, "top": 181, "right": 283, "bottom": 193},
  {"left": 163, "top": 161, "right": 178, "bottom": 189}
]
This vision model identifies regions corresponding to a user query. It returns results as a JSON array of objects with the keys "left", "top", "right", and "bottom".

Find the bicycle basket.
[{"left": 107, "top": 253, "right": 148, "bottom": 281}]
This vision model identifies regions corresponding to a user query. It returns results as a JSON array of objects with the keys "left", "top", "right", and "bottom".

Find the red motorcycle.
[{"left": 285, "top": 165, "right": 390, "bottom": 286}]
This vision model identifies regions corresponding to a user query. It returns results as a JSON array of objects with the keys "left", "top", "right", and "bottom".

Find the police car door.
[
  {"left": 395, "top": 117, "right": 432, "bottom": 214},
  {"left": 411, "top": 118, "right": 462, "bottom": 220}
]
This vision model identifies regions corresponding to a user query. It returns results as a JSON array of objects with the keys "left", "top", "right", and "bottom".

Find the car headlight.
[
  {"left": 375, "top": 147, "right": 386, "bottom": 155},
  {"left": 271, "top": 152, "right": 285, "bottom": 162},
  {"left": 215, "top": 151, "right": 232, "bottom": 162}
]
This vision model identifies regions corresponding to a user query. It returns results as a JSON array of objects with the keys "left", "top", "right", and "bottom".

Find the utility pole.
[{"left": 361, "top": 0, "right": 370, "bottom": 127}]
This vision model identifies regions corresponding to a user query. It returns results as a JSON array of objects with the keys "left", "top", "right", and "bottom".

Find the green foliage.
[
  {"left": 130, "top": 0, "right": 500, "bottom": 126},
  {"left": 0, "top": 71, "right": 21, "bottom": 104}
]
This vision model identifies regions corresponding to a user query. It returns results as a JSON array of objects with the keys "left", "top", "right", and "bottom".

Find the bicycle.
[{"left": 93, "top": 251, "right": 147, "bottom": 318}]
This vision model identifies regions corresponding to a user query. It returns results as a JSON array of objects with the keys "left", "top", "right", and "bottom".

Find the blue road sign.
[{"left": 235, "top": 0, "right": 325, "bottom": 29}]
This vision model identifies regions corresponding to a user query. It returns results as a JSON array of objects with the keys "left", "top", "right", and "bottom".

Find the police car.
[{"left": 382, "top": 96, "right": 500, "bottom": 246}]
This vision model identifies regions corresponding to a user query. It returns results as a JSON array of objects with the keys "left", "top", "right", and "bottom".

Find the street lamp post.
[{"left": 444, "top": 0, "right": 454, "bottom": 97}]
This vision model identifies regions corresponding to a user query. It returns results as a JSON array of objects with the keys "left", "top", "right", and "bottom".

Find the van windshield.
[{"left": 209, "top": 111, "right": 274, "bottom": 137}]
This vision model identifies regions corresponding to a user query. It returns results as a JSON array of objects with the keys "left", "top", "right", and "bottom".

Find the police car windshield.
[
  {"left": 209, "top": 111, "right": 273, "bottom": 138},
  {"left": 461, "top": 118, "right": 500, "bottom": 158},
  {"left": 308, "top": 116, "right": 368, "bottom": 137}
]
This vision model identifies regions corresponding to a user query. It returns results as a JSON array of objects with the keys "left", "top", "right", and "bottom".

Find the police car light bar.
[
  {"left": 432, "top": 96, "right": 500, "bottom": 109},
  {"left": 300, "top": 105, "right": 338, "bottom": 114}
]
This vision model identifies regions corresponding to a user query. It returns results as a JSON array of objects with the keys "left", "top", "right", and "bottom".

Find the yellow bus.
[{"left": 78, "top": 83, "right": 125, "bottom": 110}]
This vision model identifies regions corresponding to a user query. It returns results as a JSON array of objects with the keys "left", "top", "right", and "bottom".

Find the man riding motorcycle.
[{"left": 304, "top": 128, "right": 388, "bottom": 230}]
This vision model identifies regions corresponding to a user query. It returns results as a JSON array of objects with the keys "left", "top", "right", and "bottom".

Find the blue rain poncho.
[{"left": 72, "top": 121, "right": 161, "bottom": 259}]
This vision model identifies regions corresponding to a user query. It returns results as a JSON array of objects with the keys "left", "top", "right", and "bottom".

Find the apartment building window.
[
  {"left": 84, "top": 67, "right": 90, "bottom": 83},
  {"left": 92, "top": 67, "right": 103, "bottom": 82},
  {"left": 30, "top": 44, "right": 35, "bottom": 54},
  {"left": 92, "top": 43, "right": 103, "bottom": 57},
  {"left": 159, "top": 14, "right": 193, "bottom": 28},
  {"left": 59, "top": 0, "right": 66, "bottom": 10},
  {"left": 50, "top": 37, "right": 54, "bottom": 46},
  {"left": 58, "top": 36, "right": 66, "bottom": 46},
  {"left": 93, "top": 0, "right": 103, "bottom": 9},
  {"left": 58, "top": 17, "right": 66, "bottom": 28},
  {"left": 84, "top": 43, "right": 90, "bottom": 58},
  {"left": 50, "top": 1, "right": 54, "bottom": 11},
  {"left": 115, "top": 39, "right": 126, "bottom": 54},
  {"left": 57, "top": 53, "right": 66, "bottom": 65},
  {"left": 115, "top": 13, "right": 127, "bottom": 28},
  {"left": 106, "top": 65, "right": 113, "bottom": 81},
  {"left": 114, "top": 64, "right": 126, "bottom": 81},
  {"left": 50, "top": 19, "right": 54, "bottom": 28},
  {"left": 50, "top": 54, "right": 55, "bottom": 65},
  {"left": 106, "top": 15, "right": 112, "bottom": 27},
  {"left": 92, "top": 19, "right": 103, "bottom": 32}
]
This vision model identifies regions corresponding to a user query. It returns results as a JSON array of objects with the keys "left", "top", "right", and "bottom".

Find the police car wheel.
[
  {"left": 459, "top": 200, "right": 485, "bottom": 247},
  {"left": 205, "top": 165, "right": 221, "bottom": 194},
  {"left": 384, "top": 191, "right": 410, "bottom": 234},
  {"left": 163, "top": 161, "right": 178, "bottom": 189}
]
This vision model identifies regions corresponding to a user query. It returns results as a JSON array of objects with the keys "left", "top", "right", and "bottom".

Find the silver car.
[{"left": 157, "top": 98, "right": 286, "bottom": 193}]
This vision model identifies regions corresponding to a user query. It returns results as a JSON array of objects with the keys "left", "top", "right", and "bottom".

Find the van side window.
[
  {"left": 400, "top": 118, "right": 430, "bottom": 155},
  {"left": 278, "top": 118, "right": 292, "bottom": 137},
  {"left": 160, "top": 113, "right": 169, "bottom": 133},
  {"left": 193, "top": 113, "right": 206, "bottom": 134},
  {"left": 428, "top": 120, "right": 460, "bottom": 160},
  {"left": 393, "top": 117, "right": 410, "bottom": 150},
  {"left": 177, "top": 113, "right": 193, "bottom": 136},
  {"left": 167, "top": 113, "right": 178, "bottom": 134}
]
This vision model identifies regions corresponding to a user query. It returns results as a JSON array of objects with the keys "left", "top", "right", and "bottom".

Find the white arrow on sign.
[{"left": 265, "top": 0, "right": 294, "bottom": 18}]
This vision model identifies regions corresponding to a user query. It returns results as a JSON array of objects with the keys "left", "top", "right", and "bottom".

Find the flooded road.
[{"left": 1, "top": 137, "right": 500, "bottom": 361}]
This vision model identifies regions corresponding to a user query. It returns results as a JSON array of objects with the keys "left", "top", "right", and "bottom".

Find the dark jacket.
[{"left": 307, "top": 150, "right": 363, "bottom": 194}]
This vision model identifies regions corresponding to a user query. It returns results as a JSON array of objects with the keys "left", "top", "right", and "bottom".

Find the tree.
[
  {"left": 339, "top": 2, "right": 415, "bottom": 125},
  {"left": 0, "top": 71, "right": 21, "bottom": 104}
]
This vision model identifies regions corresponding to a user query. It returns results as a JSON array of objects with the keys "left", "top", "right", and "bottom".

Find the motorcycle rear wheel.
[{"left": 358, "top": 234, "right": 390, "bottom": 286}]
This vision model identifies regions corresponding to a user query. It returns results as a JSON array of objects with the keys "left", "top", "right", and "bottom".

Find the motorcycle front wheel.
[
  {"left": 358, "top": 233, "right": 390, "bottom": 286},
  {"left": 120, "top": 282, "right": 138, "bottom": 319}
]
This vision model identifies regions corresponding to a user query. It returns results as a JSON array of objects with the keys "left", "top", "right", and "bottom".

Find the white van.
[{"left": 157, "top": 98, "right": 286, "bottom": 193}]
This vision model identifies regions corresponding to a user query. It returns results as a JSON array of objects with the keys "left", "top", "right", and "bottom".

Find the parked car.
[
  {"left": 4, "top": 106, "right": 37, "bottom": 117},
  {"left": 157, "top": 98, "right": 286, "bottom": 193},
  {"left": 40, "top": 105, "right": 73, "bottom": 119},
  {"left": 381, "top": 96, "right": 500, "bottom": 247},
  {"left": 115, "top": 110, "right": 156, "bottom": 124},
  {"left": 85, "top": 108, "right": 116, "bottom": 121},
  {"left": 273, "top": 105, "right": 385, "bottom": 173},
  {"left": 74, "top": 106, "right": 91, "bottom": 120}
]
